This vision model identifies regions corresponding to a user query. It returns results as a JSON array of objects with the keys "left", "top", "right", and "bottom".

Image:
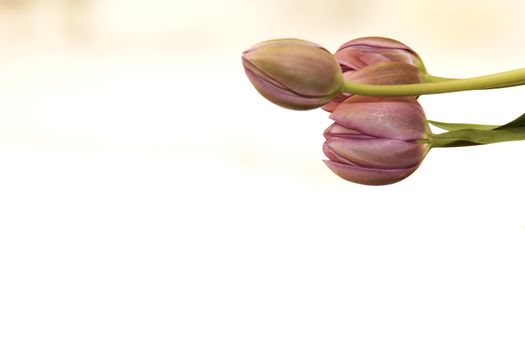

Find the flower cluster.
[{"left": 242, "top": 36, "right": 525, "bottom": 185}]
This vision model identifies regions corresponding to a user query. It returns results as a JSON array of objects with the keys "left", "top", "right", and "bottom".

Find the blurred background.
[{"left": 0, "top": 0, "right": 524, "bottom": 349}]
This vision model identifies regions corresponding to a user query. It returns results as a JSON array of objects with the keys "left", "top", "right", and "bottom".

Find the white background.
[{"left": 0, "top": 0, "right": 524, "bottom": 349}]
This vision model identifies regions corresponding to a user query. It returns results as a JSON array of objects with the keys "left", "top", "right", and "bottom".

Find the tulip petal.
[
  {"left": 349, "top": 61, "right": 425, "bottom": 86},
  {"left": 338, "top": 37, "right": 416, "bottom": 51},
  {"left": 322, "top": 142, "right": 360, "bottom": 166},
  {"left": 330, "top": 96, "right": 429, "bottom": 141},
  {"left": 322, "top": 94, "right": 350, "bottom": 113},
  {"left": 244, "top": 38, "right": 322, "bottom": 53},
  {"left": 242, "top": 56, "right": 289, "bottom": 91},
  {"left": 335, "top": 36, "right": 425, "bottom": 71},
  {"left": 244, "top": 66, "right": 330, "bottom": 110},
  {"left": 326, "top": 137, "right": 428, "bottom": 169},
  {"left": 323, "top": 160, "right": 420, "bottom": 186},
  {"left": 323, "top": 123, "right": 369, "bottom": 139}
]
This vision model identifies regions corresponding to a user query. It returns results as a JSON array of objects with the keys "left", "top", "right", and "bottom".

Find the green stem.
[
  {"left": 427, "top": 74, "right": 525, "bottom": 89},
  {"left": 341, "top": 67, "right": 525, "bottom": 96}
]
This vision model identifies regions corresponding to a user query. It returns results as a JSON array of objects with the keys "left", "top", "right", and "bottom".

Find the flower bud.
[
  {"left": 336, "top": 36, "right": 426, "bottom": 72},
  {"left": 323, "top": 95, "right": 431, "bottom": 185},
  {"left": 242, "top": 39, "right": 344, "bottom": 110},
  {"left": 323, "top": 37, "right": 427, "bottom": 112}
]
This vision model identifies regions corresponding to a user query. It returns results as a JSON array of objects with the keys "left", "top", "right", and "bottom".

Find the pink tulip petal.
[
  {"left": 335, "top": 36, "right": 424, "bottom": 69},
  {"left": 326, "top": 137, "right": 427, "bottom": 169},
  {"left": 323, "top": 160, "right": 420, "bottom": 186},
  {"left": 330, "top": 96, "right": 428, "bottom": 141},
  {"left": 244, "top": 67, "right": 329, "bottom": 110}
]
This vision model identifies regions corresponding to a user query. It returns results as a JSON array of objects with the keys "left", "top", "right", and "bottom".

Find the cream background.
[{"left": 0, "top": 0, "right": 524, "bottom": 349}]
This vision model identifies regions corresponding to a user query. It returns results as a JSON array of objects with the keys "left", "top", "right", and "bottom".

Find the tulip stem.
[
  {"left": 427, "top": 74, "right": 525, "bottom": 89},
  {"left": 341, "top": 67, "right": 525, "bottom": 96}
]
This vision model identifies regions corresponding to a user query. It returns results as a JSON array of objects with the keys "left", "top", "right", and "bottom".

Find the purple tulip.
[
  {"left": 323, "top": 95, "right": 431, "bottom": 185},
  {"left": 242, "top": 39, "right": 344, "bottom": 110},
  {"left": 336, "top": 36, "right": 425, "bottom": 71},
  {"left": 323, "top": 36, "right": 427, "bottom": 112}
]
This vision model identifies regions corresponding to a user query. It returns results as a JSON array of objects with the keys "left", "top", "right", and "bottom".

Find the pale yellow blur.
[{"left": 1, "top": 0, "right": 525, "bottom": 149}]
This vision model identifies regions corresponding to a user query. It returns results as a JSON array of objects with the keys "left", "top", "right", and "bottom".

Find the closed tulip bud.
[
  {"left": 323, "top": 95, "right": 431, "bottom": 185},
  {"left": 323, "top": 37, "right": 427, "bottom": 112},
  {"left": 335, "top": 36, "right": 426, "bottom": 72},
  {"left": 242, "top": 39, "right": 344, "bottom": 110}
]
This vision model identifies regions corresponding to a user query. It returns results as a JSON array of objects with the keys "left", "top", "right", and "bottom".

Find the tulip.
[
  {"left": 323, "top": 95, "right": 431, "bottom": 185},
  {"left": 336, "top": 36, "right": 426, "bottom": 72},
  {"left": 323, "top": 36, "right": 427, "bottom": 112},
  {"left": 242, "top": 39, "right": 344, "bottom": 110}
]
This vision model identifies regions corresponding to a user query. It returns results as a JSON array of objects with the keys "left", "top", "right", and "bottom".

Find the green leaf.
[
  {"left": 432, "top": 128, "right": 525, "bottom": 148},
  {"left": 428, "top": 120, "right": 497, "bottom": 131},
  {"left": 494, "top": 112, "right": 525, "bottom": 130}
]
